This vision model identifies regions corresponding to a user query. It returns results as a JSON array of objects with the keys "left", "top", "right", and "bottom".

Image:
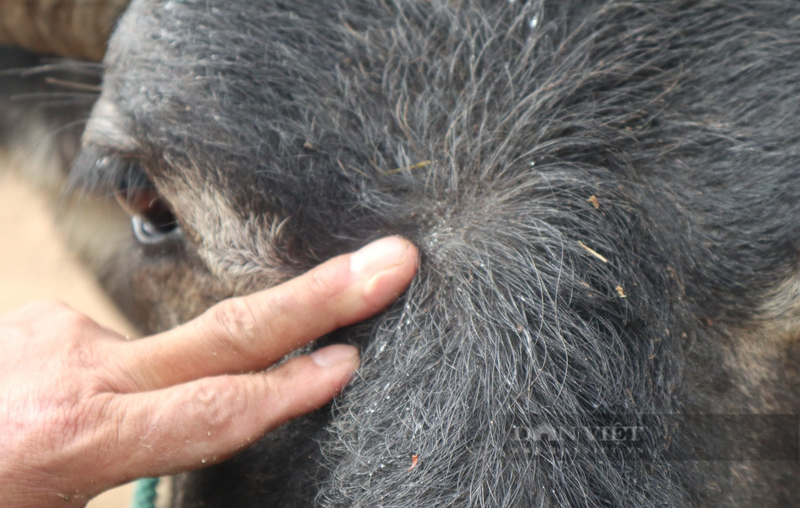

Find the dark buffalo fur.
[{"left": 4, "top": 0, "right": 800, "bottom": 506}]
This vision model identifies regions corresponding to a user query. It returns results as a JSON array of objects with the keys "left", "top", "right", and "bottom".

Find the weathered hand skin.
[
  {"left": 0, "top": 239, "right": 416, "bottom": 508},
  {"left": 4, "top": 0, "right": 800, "bottom": 506}
]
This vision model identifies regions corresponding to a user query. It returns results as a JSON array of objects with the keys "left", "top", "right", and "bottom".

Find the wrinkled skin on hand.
[{"left": 0, "top": 237, "right": 417, "bottom": 508}]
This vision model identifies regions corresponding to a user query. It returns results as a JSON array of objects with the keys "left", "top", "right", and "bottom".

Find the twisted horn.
[{"left": 0, "top": 0, "right": 131, "bottom": 61}]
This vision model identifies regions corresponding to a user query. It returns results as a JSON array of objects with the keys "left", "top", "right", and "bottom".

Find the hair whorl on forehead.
[{"left": 46, "top": 0, "right": 800, "bottom": 506}]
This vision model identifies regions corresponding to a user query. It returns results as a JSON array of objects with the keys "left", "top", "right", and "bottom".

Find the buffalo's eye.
[{"left": 113, "top": 163, "right": 181, "bottom": 244}]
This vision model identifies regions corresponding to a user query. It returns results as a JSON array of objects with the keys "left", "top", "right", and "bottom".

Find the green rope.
[{"left": 130, "top": 478, "right": 159, "bottom": 508}]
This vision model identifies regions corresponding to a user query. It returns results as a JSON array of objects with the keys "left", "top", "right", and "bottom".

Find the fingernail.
[
  {"left": 350, "top": 237, "right": 410, "bottom": 279},
  {"left": 310, "top": 344, "right": 359, "bottom": 367}
]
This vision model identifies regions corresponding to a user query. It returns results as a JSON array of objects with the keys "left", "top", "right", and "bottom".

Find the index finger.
[{"left": 115, "top": 236, "right": 418, "bottom": 391}]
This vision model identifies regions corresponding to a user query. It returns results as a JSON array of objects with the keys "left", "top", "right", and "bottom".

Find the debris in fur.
[
  {"left": 578, "top": 241, "right": 609, "bottom": 263},
  {"left": 9, "top": 0, "right": 800, "bottom": 505},
  {"left": 384, "top": 160, "right": 432, "bottom": 175}
]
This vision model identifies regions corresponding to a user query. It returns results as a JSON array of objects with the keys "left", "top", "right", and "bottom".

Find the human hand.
[{"left": 0, "top": 236, "right": 418, "bottom": 507}]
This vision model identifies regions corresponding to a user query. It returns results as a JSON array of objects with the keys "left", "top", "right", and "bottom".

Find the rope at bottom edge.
[{"left": 130, "top": 477, "right": 159, "bottom": 508}]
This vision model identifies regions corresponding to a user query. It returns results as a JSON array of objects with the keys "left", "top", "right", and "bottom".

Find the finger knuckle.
[
  {"left": 59, "top": 306, "right": 98, "bottom": 331},
  {"left": 67, "top": 315, "right": 99, "bottom": 338},
  {"left": 186, "top": 378, "right": 246, "bottom": 430},
  {"left": 207, "top": 298, "right": 260, "bottom": 356},
  {"left": 304, "top": 265, "right": 343, "bottom": 303},
  {"left": 58, "top": 317, "right": 104, "bottom": 371}
]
